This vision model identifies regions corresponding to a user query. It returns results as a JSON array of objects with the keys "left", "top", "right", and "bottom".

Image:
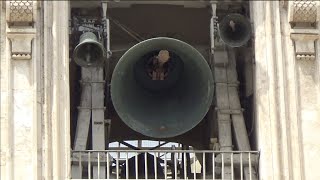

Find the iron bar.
[
  {"left": 88, "top": 152, "right": 91, "bottom": 179},
  {"left": 193, "top": 152, "right": 196, "bottom": 180},
  {"left": 98, "top": 152, "right": 100, "bottom": 178},
  {"left": 240, "top": 153, "right": 243, "bottom": 180},
  {"left": 144, "top": 152, "right": 148, "bottom": 179}
]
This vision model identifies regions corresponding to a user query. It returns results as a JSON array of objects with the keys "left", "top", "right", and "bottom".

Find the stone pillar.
[
  {"left": 288, "top": 1, "right": 320, "bottom": 180},
  {"left": 1, "top": 1, "right": 70, "bottom": 179},
  {"left": 251, "top": 1, "right": 319, "bottom": 180},
  {"left": 1, "top": 1, "right": 40, "bottom": 180},
  {"left": 42, "top": 1, "right": 71, "bottom": 179}
]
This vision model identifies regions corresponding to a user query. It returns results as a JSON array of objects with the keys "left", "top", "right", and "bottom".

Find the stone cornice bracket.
[
  {"left": 7, "top": 32, "right": 35, "bottom": 60},
  {"left": 5, "top": 1, "right": 38, "bottom": 60},
  {"left": 288, "top": 0, "right": 319, "bottom": 28},
  {"left": 291, "top": 33, "right": 318, "bottom": 61}
]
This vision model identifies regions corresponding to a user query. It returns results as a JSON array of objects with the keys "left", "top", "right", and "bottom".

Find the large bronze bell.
[
  {"left": 219, "top": 13, "right": 251, "bottom": 47},
  {"left": 73, "top": 32, "right": 106, "bottom": 67},
  {"left": 111, "top": 37, "right": 214, "bottom": 138}
]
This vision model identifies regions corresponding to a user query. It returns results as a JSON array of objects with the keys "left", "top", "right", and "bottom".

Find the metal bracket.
[
  {"left": 79, "top": 80, "right": 106, "bottom": 84},
  {"left": 215, "top": 107, "right": 244, "bottom": 114},
  {"left": 77, "top": 106, "right": 106, "bottom": 110},
  {"left": 215, "top": 81, "right": 240, "bottom": 87}
]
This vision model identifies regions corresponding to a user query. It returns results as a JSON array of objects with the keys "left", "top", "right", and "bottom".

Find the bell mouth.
[
  {"left": 73, "top": 32, "right": 106, "bottom": 67},
  {"left": 74, "top": 42, "right": 105, "bottom": 67},
  {"left": 111, "top": 37, "right": 214, "bottom": 138},
  {"left": 218, "top": 13, "right": 251, "bottom": 47}
]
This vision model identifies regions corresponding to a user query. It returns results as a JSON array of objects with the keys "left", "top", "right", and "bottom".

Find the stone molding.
[
  {"left": 291, "top": 33, "right": 318, "bottom": 61},
  {"left": 5, "top": 1, "right": 38, "bottom": 60},
  {"left": 289, "top": 0, "right": 319, "bottom": 25},
  {"left": 7, "top": 31, "right": 35, "bottom": 60}
]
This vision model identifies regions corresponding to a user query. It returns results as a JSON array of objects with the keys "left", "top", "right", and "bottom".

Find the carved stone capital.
[
  {"left": 7, "top": 32, "right": 35, "bottom": 60},
  {"left": 291, "top": 33, "right": 318, "bottom": 61},
  {"left": 289, "top": 0, "right": 319, "bottom": 26},
  {"left": 6, "top": 1, "right": 37, "bottom": 26}
]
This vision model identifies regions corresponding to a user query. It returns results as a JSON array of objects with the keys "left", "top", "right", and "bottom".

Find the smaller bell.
[
  {"left": 218, "top": 14, "right": 252, "bottom": 47},
  {"left": 73, "top": 32, "right": 106, "bottom": 67}
]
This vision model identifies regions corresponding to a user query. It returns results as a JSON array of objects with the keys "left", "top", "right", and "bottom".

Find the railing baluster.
[
  {"left": 79, "top": 152, "right": 82, "bottom": 178},
  {"left": 184, "top": 152, "right": 187, "bottom": 179},
  {"left": 88, "top": 152, "right": 91, "bottom": 179},
  {"left": 249, "top": 152, "right": 252, "bottom": 180},
  {"left": 174, "top": 152, "right": 177, "bottom": 179},
  {"left": 107, "top": 152, "right": 110, "bottom": 179},
  {"left": 135, "top": 152, "right": 138, "bottom": 180},
  {"left": 126, "top": 152, "right": 129, "bottom": 180},
  {"left": 116, "top": 152, "right": 119, "bottom": 179},
  {"left": 240, "top": 153, "right": 243, "bottom": 180},
  {"left": 194, "top": 152, "right": 196, "bottom": 180},
  {"left": 231, "top": 153, "right": 234, "bottom": 180},
  {"left": 221, "top": 153, "right": 224, "bottom": 180},
  {"left": 145, "top": 152, "right": 148, "bottom": 180},
  {"left": 203, "top": 152, "right": 206, "bottom": 180},
  {"left": 212, "top": 152, "right": 215, "bottom": 180},
  {"left": 98, "top": 152, "right": 100, "bottom": 179},
  {"left": 154, "top": 152, "right": 157, "bottom": 180},
  {"left": 164, "top": 152, "right": 167, "bottom": 180}
]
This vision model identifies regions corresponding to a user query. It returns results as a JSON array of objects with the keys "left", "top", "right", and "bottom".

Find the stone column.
[
  {"left": 251, "top": 1, "right": 320, "bottom": 180},
  {"left": 41, "top": 1, "right": 71, "bottom": 179},
  {"left": 1, "top": 1, "right": 71, "bottom": 179},
  {"left": 288, "top": 1, "right": 320, "bottom": 180}
]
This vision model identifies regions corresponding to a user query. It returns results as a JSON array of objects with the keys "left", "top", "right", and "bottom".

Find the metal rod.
[
  {"left": 221, "top": 153, "right": 224, "bottom": 180},
  {"left": 88, "top": 152, "right": 91, "bottom": 179},
  {"left": 184, "top": 152, "right": 187, "bottom": 179},
  {"left": 249, "top": 153, "right": 252, "bottom": 180},
  {"left": 79, "top": 152, "right": 82, "bottom": 178},
  {"left": 126, "top": 152, "right": 129, "bottom": 179},
  {"left": 144, "top": 152, "right": 148, "bottom": 179},
  {"left": 107, "top": 152, "right": 110, "bottom": 179},
  {"left": 231, "top": 153, "right": 234, "bottom": 180},
  {"left": 98, "top": 152, "right": 100, "bottom": 179},
  {"left": 240, "top": 153, "right": 243, "bottom": 180},
  {"left": 154, "top": 152, "right": 157, "bottom": 179},
  {"left": 212, "top": 152, "right": 215, "bottom": 180},
  {"left": 72, "top": 150, "right": 259, "bottom": 153},
  {"left": 194, "top": 152, "right": 196, "bottom": 180},
  {"left": 174, "top": 153, "right": 178, "bottom": 179},
  {"left": 203, "top": 152, "right": 206, "bottom": 180},
  {"left": 164, "top": 153, "right": 167, "bottom": 180},
  {"left": 116, "top": 152, "right": 119, "bottom": 179},
  {"left": 135, "top": 153, "right": 138, "bottom": 180}
]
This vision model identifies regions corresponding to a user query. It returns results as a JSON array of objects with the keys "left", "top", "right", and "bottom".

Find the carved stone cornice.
[
  {"left": 289, "top": 0, "right": 319, "bottom": 26},
  {"left": 288, "top": 1, "right": 319, "bottom": 61},
  {"left": 6, "top": 1, "right": 37, "bottom": 26},
  {"left": 291, "top": 33, "right": 318, "bottom": 61}
]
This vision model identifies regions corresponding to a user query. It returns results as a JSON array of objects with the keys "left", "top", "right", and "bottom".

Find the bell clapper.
[
  {"left": 229, "top": 20, "right": 236, "bottom": 32},
  {"left": 148, "top": 50, "right": 170, "bottom": 80},
  {"left": 85, "top": 44, "right": 91, "bottom": 63}
]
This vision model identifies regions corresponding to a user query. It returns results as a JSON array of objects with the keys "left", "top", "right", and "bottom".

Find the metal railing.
[{"left": 71, "top": 150, "right": 259, "bottom": 180}]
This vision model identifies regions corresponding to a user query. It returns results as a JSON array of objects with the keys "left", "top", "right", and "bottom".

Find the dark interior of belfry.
[{"left": 69, "top": 1, "right": 257, "bottom": 179}]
